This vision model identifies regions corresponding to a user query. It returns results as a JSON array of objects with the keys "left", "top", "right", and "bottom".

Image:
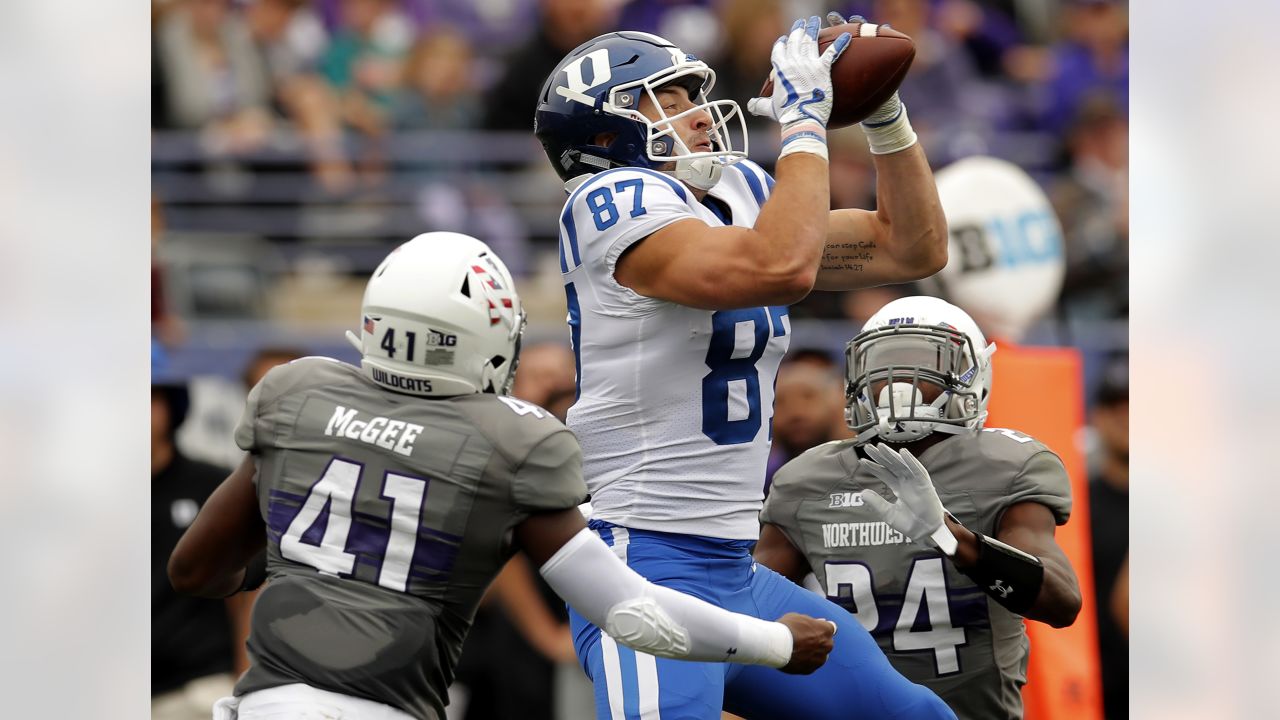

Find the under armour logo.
[
  {"left": 990, "top": 579, "right": 1013, "bottom": 598},
  {"left": 726, "top": 647, "right": 738, "bottom": 657}
]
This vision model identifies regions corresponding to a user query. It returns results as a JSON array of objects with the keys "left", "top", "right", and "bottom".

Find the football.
[{"left": 759, "top": 22, "right": 915, "bottom": 129}]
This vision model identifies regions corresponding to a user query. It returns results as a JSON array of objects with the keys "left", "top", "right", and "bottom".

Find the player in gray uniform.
[
  {"left": 756, "top": 296, "right": 1083, "bottom": 720},
  {"left": 168, "top": 232, "right": 838, "bottom": 720}
]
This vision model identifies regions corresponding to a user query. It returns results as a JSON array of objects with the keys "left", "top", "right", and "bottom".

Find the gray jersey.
[
  {"left": 761, "top": 428, "right": 1071, "bottom": 720},
  {"left": 232, "top": 358, "right": 587, "bottom": 720}
]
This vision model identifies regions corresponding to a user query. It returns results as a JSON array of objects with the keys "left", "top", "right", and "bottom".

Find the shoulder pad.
[{"left": 571, "top": 167, "right": 690, "bottom": 204}]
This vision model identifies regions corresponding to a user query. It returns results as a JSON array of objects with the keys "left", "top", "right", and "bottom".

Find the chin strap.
[
  {"left": 673, "top": 156, "right": 723, "bottom": 190},
  {"left": 871, "top": 382, "right": 948, "bottom": 441}
]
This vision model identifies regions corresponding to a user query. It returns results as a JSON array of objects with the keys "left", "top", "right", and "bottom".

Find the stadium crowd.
[
  {"left": 152, "top": 0, "right": 1128, "bottom": 718},
  {"left": 152, "top": 0, "right": 1127, "bottom": 325}
]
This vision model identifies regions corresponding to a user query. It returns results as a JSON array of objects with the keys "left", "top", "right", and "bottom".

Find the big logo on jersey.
[{"left": 829, "top": 492, "right": 865, "bottom": 507}]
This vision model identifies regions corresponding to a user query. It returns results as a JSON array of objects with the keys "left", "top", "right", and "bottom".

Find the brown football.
[{"left": 759, "top": 22, "right": 915, "bottom": 129}]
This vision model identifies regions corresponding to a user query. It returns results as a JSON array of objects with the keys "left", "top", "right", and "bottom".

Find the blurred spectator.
[
  {"left": 712, "top": 0, "right": 785, "bottom": 125},
  {"left": 152, "top": 374, "right": 246, "bottom": 720},
  {"left": 413, "top": 181, "right": 533, "bottom": 276},
  {"left": 154, "top": 3, "right": 173, "bottom": 129},
  {"left": 1039, "top": 0, "right": 1128, "bottom": 135},
  {"left": 243, "top": 346, "right": 308, "bottom": 388},
  {"left": 511, "top": 342, "right": 577, "bottom": 409},
  {"left": 392, "top": 27, "right": 483, "bottom": 130},
  {"left": 764, "top": 361, "right": 849, "bottom": 490},
  {"left": 1087, "top": 357, "right": 1128, "bottom": 720},
  {"left": 616, "top": 0, "right": 723, "bottom": 61},
  {"left": 870, "top": 0, "right": 995, "bottom": 146},
  {"left": 483, "top": 0, "right": 616, "bottom": 131},
  {"left": 1052, "top": 97, "right": 1128, "bottom": 321},
  {"left": 618, "top": 0, "right": 704, "bottom": 37},
  {"left": 933, "top": 0, "right": 1068, "bottom": 134},
  {"left": 545, "top": 385, "right": 577, "bottom": 424},
  {"left": 152, "top": 196, "right": 186, "bottom": 348},
  {"left": 406, "top": 0, "right": 541, "bottom": 52},
  {"left": 178, "top": 347, "right": 308, "bottom": 470},
  {"left": 155, "top": 0, "right": 275, "bottom": 154},
  {"left": 245, "top": 0, "right": 357, "bottom": 192},
  {"left": 320, "top": 0, "right": 415, "bottom": 138},
  {"left": 784, "top": 347, "right": 840, "bottom": 373},
  {"left": 1112, "top": 552, "right": 1128, "bottom": 639},
  {"left": 827, "top": 128, "right": 876, "bottom": 214},
  {"left": 245, "top": 0, "right": 328, "bottom": 80},
  {"left": 934, "top": 0, "right": 1025, "bottom": 79}
]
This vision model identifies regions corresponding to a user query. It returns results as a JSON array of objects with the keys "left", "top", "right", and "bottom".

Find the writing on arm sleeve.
[{"left": 563, "top": 169, "right": 695, "bottom": 316}]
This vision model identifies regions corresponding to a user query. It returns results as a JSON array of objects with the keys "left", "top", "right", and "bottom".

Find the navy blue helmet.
[{"left": 534, "top": 31, "right": 747, "bottom": 191}]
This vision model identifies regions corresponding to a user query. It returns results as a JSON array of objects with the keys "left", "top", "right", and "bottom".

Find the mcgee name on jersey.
[
  {"left": 822, "top": 521, "right": 912, "bottom": 549},
  {"left": 324, "top": 405, "right": 423, "bottom": 457}
]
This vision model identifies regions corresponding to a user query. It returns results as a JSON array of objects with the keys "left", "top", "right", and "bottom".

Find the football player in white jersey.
[{"left": 533, "top": 13, "right": 954, "bottom": 720}]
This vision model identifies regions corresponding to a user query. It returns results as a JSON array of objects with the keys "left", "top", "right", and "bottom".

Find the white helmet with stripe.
[{"left": 346, "top": 232, "right": 525, "bottom": 396}]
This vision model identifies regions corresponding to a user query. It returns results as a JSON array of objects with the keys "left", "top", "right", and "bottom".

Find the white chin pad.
[
  {"left": 675, "top": 156, "right": 722, "bottom": 190},
  {"left": 878, "top": 382, "right": 923, "bottom": 415},
  {"left": 874, "top": 382, "right": 944, "bottom": 440}
]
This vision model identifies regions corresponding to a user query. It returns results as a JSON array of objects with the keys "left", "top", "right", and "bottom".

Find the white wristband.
[
  {"left": 860, "top": 93, "right": 918, "bottom": 155},
  {"left": 779, "top": 120, "right": 829, "bottom": 161},
  {"left": 930, "top": 523, "right": 958, "bottom": 556},
  {"left": 731, "top": 615, "right": 794, "bottom": 668}
]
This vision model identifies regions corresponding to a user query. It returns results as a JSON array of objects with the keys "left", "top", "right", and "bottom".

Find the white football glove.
[
  {"left": 857, "top": 443, "right": 958, "bottom": 555},
  {"left": 747, "top": 16, "right": 851, "bottom": 160}
]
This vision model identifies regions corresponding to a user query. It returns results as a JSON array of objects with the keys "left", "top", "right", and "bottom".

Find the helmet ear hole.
[{"left": 460, "top": 275, "right": 471, "bottom": 297}]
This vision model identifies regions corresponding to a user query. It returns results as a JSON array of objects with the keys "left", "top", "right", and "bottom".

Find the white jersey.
[{"left": 558, "top": 161, "right": 790, "bottom": 539}]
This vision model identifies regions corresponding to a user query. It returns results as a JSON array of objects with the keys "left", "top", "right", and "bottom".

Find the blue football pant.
[{"left": 568, "top": 522, "right": 955, "bottom": 719}]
